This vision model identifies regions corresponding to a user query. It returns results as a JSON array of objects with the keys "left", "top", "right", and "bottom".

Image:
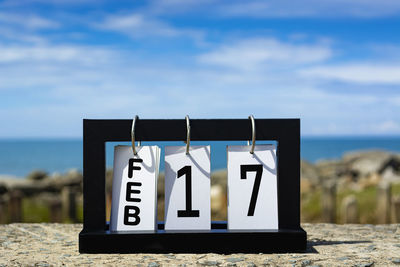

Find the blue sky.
[{"left": 0, "top": 0, "right": 400, "bottom": 137}]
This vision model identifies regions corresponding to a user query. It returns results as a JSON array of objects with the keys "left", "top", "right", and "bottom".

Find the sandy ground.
[{"left": 0, "top": 223, "right": 400, "bottom": 266}]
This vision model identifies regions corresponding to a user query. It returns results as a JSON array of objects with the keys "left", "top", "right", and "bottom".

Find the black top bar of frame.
[{"left": 84, "top": 119, "right": 299, "bottom": 142}]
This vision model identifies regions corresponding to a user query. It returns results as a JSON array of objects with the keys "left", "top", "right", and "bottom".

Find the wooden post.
[
  {"left": 49, "top": 198, "right": 62, "bottom": 223},
  {"left": 341, "top": 195, "right": 358, "bottom": 223},
  {"left": 106, "top": 193, "right": 112, "bottom": 223},
  {"left": 322, "top": 180, "right": 336, "bottom": 223},
  {"left": 62, "top": 187, "right": 77, "bottom": 222},
  {"left": 392, "top": 196, "right": 400, "bottom": 223},
  {"left": 377, "top": 180, "right": 391, "bottom": 224},
  {"left": 9, "top": 190, "right": 23, "bottom": 222},
  {"left": 0, "top": 196, "right": 7, "bottom": 224}
]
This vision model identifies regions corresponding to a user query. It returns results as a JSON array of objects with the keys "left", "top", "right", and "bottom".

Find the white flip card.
[
  {"left": 227, "top": 144, "right": 278, "bottom": 231},
  {"left": 164, "top": 146, "right": 211, "bottom": 231},
  {"left": 110, "top": 145, "right": 160, "bottom": 232}
]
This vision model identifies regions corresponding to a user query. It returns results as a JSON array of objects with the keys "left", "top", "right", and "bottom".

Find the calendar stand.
[{"left": 79, "top": 119, "right": 307, "bottom": 253}]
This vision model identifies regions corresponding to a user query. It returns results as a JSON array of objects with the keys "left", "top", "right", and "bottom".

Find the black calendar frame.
[{"left": 79, "top": 119, "right": 307, "bottom": 253}]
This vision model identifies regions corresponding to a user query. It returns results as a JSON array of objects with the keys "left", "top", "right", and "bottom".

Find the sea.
[{"left": 0, "top": 137, "right": 399, "bottom": 177}]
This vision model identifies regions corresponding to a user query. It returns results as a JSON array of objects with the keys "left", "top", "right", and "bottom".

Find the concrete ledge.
[{"left": 1, "top": 223, "right": 400, "bottom": 266}]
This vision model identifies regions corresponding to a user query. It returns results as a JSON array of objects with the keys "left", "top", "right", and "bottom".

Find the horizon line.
[{"left": 1, "top": 135, "right": 400, "bottom": 141}]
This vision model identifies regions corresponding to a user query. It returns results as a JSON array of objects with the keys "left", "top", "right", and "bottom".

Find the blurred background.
[{"left": 0, "top": 0, "right": 399, "bottom": 224}]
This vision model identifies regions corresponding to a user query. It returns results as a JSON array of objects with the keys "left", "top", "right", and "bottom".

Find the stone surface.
[{"left": 0, "top": 223, "right": 399, "bottom": 266}]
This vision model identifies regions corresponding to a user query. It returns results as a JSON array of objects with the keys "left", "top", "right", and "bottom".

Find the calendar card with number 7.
[{"left": 227, "top": 144, "right": 278, "bottom": 231}]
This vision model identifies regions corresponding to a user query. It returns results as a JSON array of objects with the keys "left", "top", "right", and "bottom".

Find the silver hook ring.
[
  {"left": 249, "top": 115, "right": 256, "bottom": 154},
  {"left": 131, "top": 115, "right": 139, "bottom": 155},
  {"left": 185, "top": 115, "right": 190, "bottom": 155}
]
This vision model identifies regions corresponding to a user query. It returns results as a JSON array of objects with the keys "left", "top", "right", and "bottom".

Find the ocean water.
[{"left": 0, "top": 137, "right": 399, "bottom": 177}]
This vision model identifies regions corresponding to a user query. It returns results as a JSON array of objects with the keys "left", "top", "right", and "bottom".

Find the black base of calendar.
[{"left": 79, "top": 222, "right": 307, "bottom": 253}]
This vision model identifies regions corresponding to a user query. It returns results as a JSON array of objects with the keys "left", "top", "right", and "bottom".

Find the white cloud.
[
  {"left": 0, "top": 12, "right": 60, "bottom": 44},
  {"left": 6, "top": 0, "right": 400, "bottom": 18},
  {"left": 300, "top": 64, "right": 400, "bottom": 84},
  {"left": 1, "top": 52, "right": 400, "bottom": 137},
  {"left": 0, "top": 45, "right": 115, "bottom": 64},
  {"left": 97, "top": 13, "right": 203, "bottom": 41},
  {"left": 0, "top": 18, "right": 399, "bottom": 137},
  {"left": 0, "top": 0, "right": 98, "bottom": 7},
  {"left": 197, "top": 38, "right": 332, "bottom": 70},
  {"left": 1, "top": 37, "right": 398, "bottom": 137},
  {"left": 147, "top": 0, "right": 400, "bottom": 18},
  {"left": 219, "top": 0, "right": 400, "bottom": 18},
  {"left": 374, "top": 120, "right": 400, "bottom": 133},
  {"left": 388, "top": 96, "right": 400, "bottom": 106},
  {"left": 0, "top": 26, "right": 47, "bottom": 44},
  {"left": 0, "top": 12, "right": 59, "bottom": 29}
]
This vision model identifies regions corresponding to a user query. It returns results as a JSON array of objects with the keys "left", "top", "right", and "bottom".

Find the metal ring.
[
  {"left": 131, "top": 115, "right": 139, "bottom": 155},
  {"left": 185, "top": 115, "right": 190, "bottom": 155},
  {"left": 249, "top": 115, "right": 256, "bottom": 154}
]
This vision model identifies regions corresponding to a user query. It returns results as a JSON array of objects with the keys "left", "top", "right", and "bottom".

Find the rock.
[
  {"left": 164, "top": 254, "right": 176, "bottom": 259},
  {"left": 364, "top": 245, "right": 376, "bottom": 252},
  {"left": 392, "top": 258, "right": 400, "bottom": 264},
  {"left": 225, "top": 257, "right": 244, "bottom": 263},
  {"left": 199, "top": 260, "right": 220, "bottom": 266},
  {"left": 301, "top": 160, "right": 320, "bottom": 186},
  {"left": 0, "top": 184, "right": 7, "bottom": 195},
  {"left": 355, "top": 262, "right": 374, "bottom": 267},
  {"left": 0, "top": 169, "right": 83, "bottom": 198},
  {"left": 360, "top": 172, "right": 382, "bottom": 188},
  {"left": 34, "top": 262, "right": 51, "bottom": 267},
  {"left": 148, "top": 262, "right": 160, "bottom": 267},
  {"left": 211, "top": 170, "right": 227, "bottom": 188},
  {"left": 381, "top": 167, "right": 400, "bottom": 183},
  {"left": 344, "top": 150, "right": 390, "bottom": 178},
  {"left": 301, "top": 259, "right": 312, "bottom": 266},
  {"left": 379, "top": 155, "right": 400, "bottom": 174},
  {"left": 310, "top": 150, "right": 400, "bottom": 193},
  {"left": 65, "top": 169, "right": 81, "bottom": 178},
  {"left": 211, "top": 185, "right": 225, "bottom": 211},
  {"left": 315, "top": 160, "right": 347, "bottom": 179},
  {"left": 343, "top": 150, "right": 388, "bottom": 164},
  {"left": 263, "top": 259, "right": 272, "bottom": 265},
  {"left": 300, "top": 178, "right": 313, "bottom": 194},
  {"left": 210, "top": 171, "right": 227, "bottom": 220},
  {"left": 27, "top": 170, "right": 48, "bottom": 181},
  {"left": 396, "top": 227, "right": 400, "bottom": 235}
]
